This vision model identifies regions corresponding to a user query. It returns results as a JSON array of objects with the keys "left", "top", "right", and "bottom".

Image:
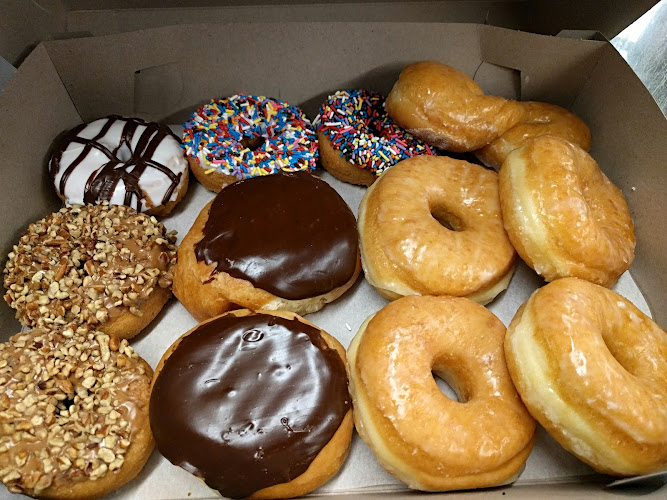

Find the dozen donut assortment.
[{"left": 0, "top": 60, "right": 664, "bottom": 499}]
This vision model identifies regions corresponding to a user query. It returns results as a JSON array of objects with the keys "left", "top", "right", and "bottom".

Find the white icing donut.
[{"left": 49, "top": 116, "right": 189, "bottom": 215}]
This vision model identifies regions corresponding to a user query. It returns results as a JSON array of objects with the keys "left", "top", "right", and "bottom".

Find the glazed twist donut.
[
  {"left": 499, "top": 136, "right": 635, "bottom": 287},
  {"left": 348, "top": 295, "right": 536, "bottom": 491},
  {"left": 358, "top": 155, "right": 516, "bottom": 305},
  {"left": 505, "top": 278, "right": 667, "bottom": 476},
  {"left": 385, "top": 61, "right": 590, "bottom": 169},
  {"left": 475, "top": 101, "right": 591, "bottom": 170}
]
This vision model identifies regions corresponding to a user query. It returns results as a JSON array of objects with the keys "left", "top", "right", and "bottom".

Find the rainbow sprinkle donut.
[
  {"left": 314, "top": 90, "right": 437, "bottom": 186},
  {"left": 182, "top": 95, "right": 318, "bottom": 191}
]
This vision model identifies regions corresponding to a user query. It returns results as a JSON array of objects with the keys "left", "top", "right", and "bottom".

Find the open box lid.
[{"left": 0, "top": 0, "right": 661, "bottom": 67}]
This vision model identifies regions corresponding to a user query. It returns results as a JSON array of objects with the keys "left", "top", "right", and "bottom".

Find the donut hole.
[
  {"left": 58, "top": 395, "right": 76, "bottom": 414},
  {"left": 430, "top": 206, "right": 463, "bottom": 232},
  {"left": 240, "top": 135, "right": 266, "bottom": 151},
  {"left": 432, "top": 368, "right": 468, "bottom": 403}
]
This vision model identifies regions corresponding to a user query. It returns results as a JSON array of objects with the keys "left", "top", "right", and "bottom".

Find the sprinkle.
[
  {"left": 204, "top": 168, "right": 216, "bottom": 175},
  {"left": 182, "top": 95, "right": 318, "bottom": 181},
  {"left": 345, "top": 323, "right": 352, "bottom": 331},
  {"left": 313, "top": 90, "right": 437, "bottom": 176}
]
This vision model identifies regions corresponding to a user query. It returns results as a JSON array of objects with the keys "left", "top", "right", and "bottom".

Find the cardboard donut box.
[{"left": 1, "top": 1, "right": 666, "bottom": 498}]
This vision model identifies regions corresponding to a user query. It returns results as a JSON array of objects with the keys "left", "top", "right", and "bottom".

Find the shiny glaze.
[
  {"left": 348, "top": 296, "right": 536, "bottom": 490},
  {"left": 195, "top": 171, "right": 358, "bottom": 299},
  {"left": 499, "top": 136, "right": 635, "bottom": 286},
  {"left": 505, "top": 278, "right": 667, "bottom": 475},
  {"left": 358, "top": 155, "right": 516, "bottom": 304},
  {"left": 149, "top": 313, "right": 350, "bottom": 498}
]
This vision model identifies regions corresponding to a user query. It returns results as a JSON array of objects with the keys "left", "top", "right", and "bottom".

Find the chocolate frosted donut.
[
  {"left": 49, "top": 116, "right": 189, "bottom": 216},
  {"left": 173, "top": 170, "right": 361, "bottom": 319},
  {"left": 150, "top": 309, "right": 353, "bottom": 499}
]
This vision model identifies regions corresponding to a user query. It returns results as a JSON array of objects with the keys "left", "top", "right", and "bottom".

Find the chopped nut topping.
[
  {"left": 0, "top": 326, "right": 152, "bottom": 496},
  {"left": 3, "top": 203, "right": 177, "bottom": 330}
]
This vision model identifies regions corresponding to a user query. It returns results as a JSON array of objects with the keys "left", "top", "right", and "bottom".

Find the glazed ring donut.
[
  {"left": 182, "top": 95, "right": 318, "bottom": 192},
  {"left": 3, "top": 203, "right": 177, "bottom": 339},
  {"left": 314, "top": 90, "right": 437, "bottom": 186},
  {"left": 150, "top": 309, "right": 353, "bottom": 499},
  {"left": 505, "top": 278, "right": 667, "bottom": 476},
  {"left": 49, "top": 115, "right": 189, "bottom": 217},
  {"left": 173, "top": 171, "right": 360, "bottom": 320},
  {"left": 499, "top": 136, "right": 635, "bottom": 287},
  {"left": 348, "top": 295, "right": 536, "bottom": 491},
  {"left": 0, "top": 325, "right": 154, "bottom": 499},
  {"left": 385, "top": 61, "right": 590, "bottom": 167},
  {"left": 358, "top": 155, "right": 516, "bottom": 305}
]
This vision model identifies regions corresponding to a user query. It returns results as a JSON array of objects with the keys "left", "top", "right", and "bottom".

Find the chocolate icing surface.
[
  {"left": 149, "top": 313, "right": 350, "bottom": 499},
  {"left": 194, "top": 171, "right": 358, "bottom": 300}
]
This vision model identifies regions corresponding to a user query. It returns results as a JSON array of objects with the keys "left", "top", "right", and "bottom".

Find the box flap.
[
  {"left": 0, "top": 43, "right": 81, "bottom": 333},
  {"left": 571, "top": 44, "right": 667, "bottom": 324}
]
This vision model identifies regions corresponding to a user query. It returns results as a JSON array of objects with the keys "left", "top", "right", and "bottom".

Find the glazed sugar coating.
[
  {"left": 475, "top": 101, "right": 591, "bottom": 170},
  {"left": 385, "top": 61, "right": 525, "bottom": 151},
  {"left": 182, "top": 95, "right": 318, "bottom": 179},
  {"left": 385, "top": 61, "right": 589, "bottom": 168},
  {"left": 499, "top": 136, "right": 635, "bottom": 287},
  {"left": 348, "top": 296, "right": 536, "bottom": 491},
  {"left": 314, "top": 90, "right": 437, "bottom": 176},
  {"left": 505, "top": 278, "right": 667, "bottom": 476},
  {"left": 358, "top": 155, "right": 516, "bottom": 304},
  {"left": 3, "top": 203, "right": 177, "bottom": 337},
  {"left": 49, "top": 116, "right": 189, "bottom": 215},
  {"left": 0, "top": 326, "right": 153, "bottom": 498}
]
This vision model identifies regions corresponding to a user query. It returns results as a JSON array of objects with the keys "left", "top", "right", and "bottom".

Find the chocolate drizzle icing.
[
  {"left": 49, "top": 116, "right": 183, "bottom": 211},
  {"left": 149, "top": 313, "right": 350, "bottom": 499},
  {"left": 194, "top": 170, "right": 359, "bottom": 300}
]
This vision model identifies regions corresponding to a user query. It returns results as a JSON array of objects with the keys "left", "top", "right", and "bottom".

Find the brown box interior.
[
  {"left": 0, "top": 7, "right": 666, "bottom": 499},
  {"left": 0, "top": 0, "right": 660, "bottom": 67}
]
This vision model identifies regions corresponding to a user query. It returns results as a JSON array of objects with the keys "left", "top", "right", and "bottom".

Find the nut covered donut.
[
  {"left": 499, "top": 136, "right": 635, "bottom": 286},
  {"left": 182, "top": 95, "right": 318, "bottom": 192},
  {"left": 385, "top": 61, "right": 590, "bottom": 168},
  {"left": 358, "top": 155, "right": 516, "bottom": 304},
  {"left": 314, "top": 90, "right": 437, "bottom": 186},
  {"left": 150, "top": 309, "right": 353, "bottom": 499},
  {"left": 0, "top": 326, "right": 154, "bottom": 499},
  {"left": 348, "top": 296, "right": 536, "bottom": 491},
  {"left": 505, "top": 278, "right": 667, "bottom": 476},
  {"left": 3, "top": 203, "right": 177, "bottom": 339},
  {"left": 49, "top": 116, "right": 189, "bottom": 216},
  {"left": 173, "top": 170, "right": 360, "bottom": 320}
]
